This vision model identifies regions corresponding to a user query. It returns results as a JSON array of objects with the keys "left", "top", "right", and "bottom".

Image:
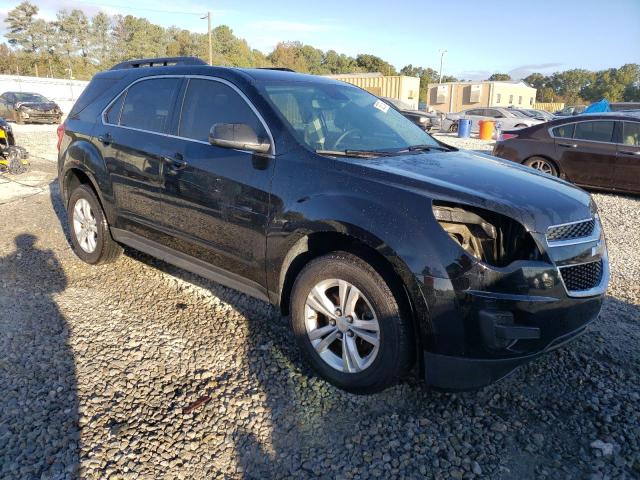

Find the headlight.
[
  {"left": 432, "top": 201, "right": 541, "bottom": 267},
  {"left": 418, "top": 117, "right": 429, "bottom": 124}
]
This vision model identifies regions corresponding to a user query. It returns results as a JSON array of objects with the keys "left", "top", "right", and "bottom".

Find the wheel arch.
[
  {"left": 276, "top": 229, "right": 430, "bottom": 376},
  {"left": 60, "top": 138, "right": 115, "bottom": 223}
]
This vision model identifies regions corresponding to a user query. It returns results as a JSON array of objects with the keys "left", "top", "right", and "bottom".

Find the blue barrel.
[{"left": 458, "top": 118, "right": 471, "bottom": 138}]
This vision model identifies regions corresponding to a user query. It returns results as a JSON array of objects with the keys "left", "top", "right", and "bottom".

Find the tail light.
[
  {"left": 56, "top": 123, "right": 65, "bottom": 151},
  {"left": 500, "top": 133, "right": 518, "bottom": 141}
]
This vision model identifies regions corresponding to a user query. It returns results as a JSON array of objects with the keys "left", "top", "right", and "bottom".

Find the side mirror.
[{"left": 208, "top": 123, "right": 270, "bottom": 154}]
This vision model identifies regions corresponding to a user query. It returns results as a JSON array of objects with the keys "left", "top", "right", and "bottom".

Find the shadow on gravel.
[
  {"left": 0, "top": 234, "right": 79, "bottom": 479},
  {"left": 122, "top": 245, "right": 640, "bottom": 479}
]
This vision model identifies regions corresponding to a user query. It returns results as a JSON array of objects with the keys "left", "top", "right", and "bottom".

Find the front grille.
[
  {"left": 560, "top": 260, "right": 603, "bottom": 292},
  {"left": 547, "top": 219, "right": 595, "bottom": 242}
]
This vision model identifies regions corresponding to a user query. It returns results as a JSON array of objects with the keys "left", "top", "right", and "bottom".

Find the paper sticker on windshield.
[{"left": 373, "top": 99, "right": 390, "bottom": 113}]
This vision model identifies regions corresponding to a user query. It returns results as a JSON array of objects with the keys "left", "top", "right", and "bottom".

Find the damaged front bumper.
[{"left": 418, "top": 217, "right": 608, "bottom": 391}]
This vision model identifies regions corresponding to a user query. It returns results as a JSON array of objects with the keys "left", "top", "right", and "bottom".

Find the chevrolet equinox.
[{"left": 57, "top": 57, "right": 609, "bottom": 393}]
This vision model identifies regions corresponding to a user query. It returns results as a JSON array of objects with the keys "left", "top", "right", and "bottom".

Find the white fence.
[{"left": 0, "top": 75, "right": 89, "bottom": 113}]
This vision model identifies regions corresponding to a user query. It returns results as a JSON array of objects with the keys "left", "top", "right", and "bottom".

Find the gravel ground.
[{"left": 0, "top": 127, "right": 638, "bottom": 479}]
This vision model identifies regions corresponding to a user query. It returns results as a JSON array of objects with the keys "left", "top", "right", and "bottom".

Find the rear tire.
[
  {"left": 290, "top": 251, "right": 413, "bottom": 393},
  {"left": 524, "top": 156, "right": 558, "bottom": 177},
  {"left": 67, "top": 185, "right": 122, "bottom": 265},
  {"left": 448, "top": 122, "right": 458, "bottom": 133}
]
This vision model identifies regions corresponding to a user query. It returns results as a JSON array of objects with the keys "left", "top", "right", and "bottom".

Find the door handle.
[
  {"left": 97, "top": 133, "right": 112, "bottom": 145},
  {"left": 558, "top": 142, "right": 578, "bottom": 148},
  {"left": 163, "top": 153, "right": 188, "bottom": 175},
  {"left": 619, "top": 150, "right": 640, "bottom": 156}
]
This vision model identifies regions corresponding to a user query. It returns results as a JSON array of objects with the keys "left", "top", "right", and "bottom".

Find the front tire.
[
  {"left": 290, "top": 252, "right": 413, "bottom": 393},
  {"left": 67, "top": 185, "right": 122, "bottom": 264}
]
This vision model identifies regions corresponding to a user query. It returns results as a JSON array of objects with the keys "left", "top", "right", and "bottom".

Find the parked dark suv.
[{"left": 57, "top": 57, "right": 609, "bottom": 393}]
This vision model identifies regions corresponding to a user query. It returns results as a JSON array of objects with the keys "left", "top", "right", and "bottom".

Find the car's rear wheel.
[
  {"left": 524, "top": 156, "right": 558, "bottom": 176},
  {"left": 67, "top": 185, "right": 122, "bottom": 264},
  {"left": 448, "top": 122, "right": 458, "bottom": 133},
  {"left": 290, "top": 252, "right": 413, "bottom": 393}
]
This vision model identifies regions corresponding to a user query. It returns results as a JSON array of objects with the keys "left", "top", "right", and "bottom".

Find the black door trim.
[{"left": 110, "top": 227, "right": 271, "bottom": 303}]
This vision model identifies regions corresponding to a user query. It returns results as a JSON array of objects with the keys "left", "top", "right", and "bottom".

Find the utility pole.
[
  {"left": 438, "top": 49, "right": 447, "bottom": 84},
  {"left": 201, "top": 11, "right": 213, "bottom": 65}
]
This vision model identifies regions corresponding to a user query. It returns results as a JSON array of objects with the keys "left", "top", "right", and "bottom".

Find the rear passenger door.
[
  {"left": 554, "top": 120, "right": 617, "bottom": 188},
  {"left": 161, "top": 77, "right": 275, "bottom": 290},
  {"left": 616, "top": 120, "right": 640, "bottom": 192},
  {"left": 98, "top": 77, "right": 183, "bottom": 237}
]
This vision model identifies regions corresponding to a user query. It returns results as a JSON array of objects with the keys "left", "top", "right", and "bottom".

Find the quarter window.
[
  {"left": 179, "top": 78, "right": 266, "bottom": 143},
  {"left": 119, "top": 78, "right": 181, "bottom": 133},
  {"left": 552, "top": 124, "right": 575, "bottom": 138},
  {"left": 104, "top": 93, "right": 125, "bottom": 124},
  {"left": 574, "top": 121, "right": 615, "bottom": 142},
  {"left": 622, "top": 122, "right": 640, "bottom": 146}
]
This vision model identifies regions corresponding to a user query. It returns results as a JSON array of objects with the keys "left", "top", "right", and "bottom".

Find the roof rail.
[
  {"left": 110, "top": 56, "right": 207, "bottom": 70},
  {"left": 257, "top": 67, "right": 295, "bottom": 72}
]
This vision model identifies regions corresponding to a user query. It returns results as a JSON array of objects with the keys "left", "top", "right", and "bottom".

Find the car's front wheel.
[
  {"left": 290, "top": 252, "right": 413, "bottom": 393},
  {"left": 67, "top": 185, "right": 122, "bottom": 264}
]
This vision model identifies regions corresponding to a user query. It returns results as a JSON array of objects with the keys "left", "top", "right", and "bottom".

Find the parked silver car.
[{"left": 441, "top": 107, "right": 542, "bottom": 133}]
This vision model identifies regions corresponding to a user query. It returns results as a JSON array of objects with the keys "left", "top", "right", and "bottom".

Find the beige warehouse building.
[
  {"left": 324, "top": 73, "right": 421, "bottom": 109},
  {"left": 427, "top": 80, "right": 537, "bottom": 114}
]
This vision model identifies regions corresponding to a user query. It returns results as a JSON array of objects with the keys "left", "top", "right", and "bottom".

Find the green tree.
[
  {"left": 5, "top": 1, "right": 40, "bottom": 52},
  {"left": 355, "top": 54, "right": 396, "bottom": 75},
  {"left": 488, "top": 73, "right": 511, "bottom": 81}
]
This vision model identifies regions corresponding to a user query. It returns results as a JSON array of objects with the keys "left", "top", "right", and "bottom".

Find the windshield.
[
  {"left": 13, "top": 93, "right": 50, "bottom": 103},
  {"left": 261, "top": 82, "right": 439, "bottom": 153}
]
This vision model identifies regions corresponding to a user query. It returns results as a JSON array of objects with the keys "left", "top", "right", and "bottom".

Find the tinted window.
[
  {"left": 69, "top": 77, "right": 119, "bottom": 118},
  {"left": 552, "top": 124, "right": 575, "bottom": 138},
  {"left": 485, "top": 109, "right": 503, "bottom": 118},
  {"left": 465, "top": 109, "right": 483, "bottom": 116},
  {"left": 104, "top": 93, "right": 125, "bottom": 124},
  {"left": 622, "top": 121, "right": 640, "bottom": 146},
  {"left": 179, "top": 79, "right": 266, "bottom": 142},
  {"left": 120, "top": 78, "right": 180, "bottom": 133},
  {"left": 574, "top": 121, "right": 614, "bottom": 142}
]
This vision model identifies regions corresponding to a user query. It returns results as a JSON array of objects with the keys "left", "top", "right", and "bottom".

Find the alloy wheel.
[
  {"left": 528, "top": 159, "right": 554, "bottom": 175},
  {"left": 72, "top": 198, "right": 98, "bottom": 253},
  {"left": 304, "top": 279, "right": 380, "bottom": 373}
]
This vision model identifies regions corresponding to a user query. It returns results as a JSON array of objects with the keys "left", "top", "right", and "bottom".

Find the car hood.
[
  {"left": 341, "top": 150, "right": 593, "bottom": 233},
  {"left": 16, "top": 101, "right": 59, "bottom": 111}
]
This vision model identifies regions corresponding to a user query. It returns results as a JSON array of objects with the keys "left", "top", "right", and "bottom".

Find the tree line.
[{"left": 2, "top": 1, "right": 638, "bottom": 104}]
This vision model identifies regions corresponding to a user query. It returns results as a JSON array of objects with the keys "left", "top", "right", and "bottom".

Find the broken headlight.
[{"left": 432, "top": 201, "right": 541, "bottom": 267}]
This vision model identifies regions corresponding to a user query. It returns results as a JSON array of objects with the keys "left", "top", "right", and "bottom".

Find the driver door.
[{"left": 163, "top": 77, "right": 275, "bottom": 290}]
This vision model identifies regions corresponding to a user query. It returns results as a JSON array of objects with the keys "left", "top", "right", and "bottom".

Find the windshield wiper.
[
  {"left": 406, "top": 144, "right": 451, "bottom": 152},
  {"left": 315, "top": 149, "right": 394, "bottom": 158}
]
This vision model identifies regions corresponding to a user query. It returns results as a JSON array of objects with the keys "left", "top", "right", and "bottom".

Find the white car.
[{"left": 441, "top": 107, "right": 543, "bottom": 133}]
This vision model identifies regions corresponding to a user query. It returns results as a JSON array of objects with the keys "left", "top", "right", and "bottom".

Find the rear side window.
[
  {"left": 552, "top": 124, "right": 575, "bottom": 138},
  {"left": 622, "top": 122, "right": 640, "bottom": 146},
  {"left": 69, "top": 77, "right": 120, "bottom": 119},
  {"left": 178, "top": 79, "right": 266, "bottom": 142},
  {"left": 120, "top": 78, "right": 181, "bottom": 133},
  {"left": 104, "top": 93, "right": 125, "bottom": 124},
  {"left": 574, "top": 121, "right": 614, "bottom": 142}
]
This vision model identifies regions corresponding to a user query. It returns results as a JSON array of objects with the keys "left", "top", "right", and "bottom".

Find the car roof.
[
  {"left": 546, "top": 112, "right": 640, "bottom": 125},
  {"left": 95, "top": 64, "right": 347, "bottom": 88}
]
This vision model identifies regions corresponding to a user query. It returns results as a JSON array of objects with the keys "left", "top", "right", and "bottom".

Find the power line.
[{"left": 72, "top": 0, "right": 205, "bottom": 16}]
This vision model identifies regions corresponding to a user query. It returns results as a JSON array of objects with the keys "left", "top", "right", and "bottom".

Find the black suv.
[{"left": 57, "top": 57, "right": 609, "bottom": 393}]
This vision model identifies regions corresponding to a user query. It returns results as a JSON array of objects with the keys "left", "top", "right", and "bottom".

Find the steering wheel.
[{"left": 333, "top": 129, "right": 362, "bottom": 150}]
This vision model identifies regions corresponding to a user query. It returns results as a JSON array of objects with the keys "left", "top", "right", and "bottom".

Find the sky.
[{"left": 1, "top": 0, "right": 639, "bottom": 80}]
